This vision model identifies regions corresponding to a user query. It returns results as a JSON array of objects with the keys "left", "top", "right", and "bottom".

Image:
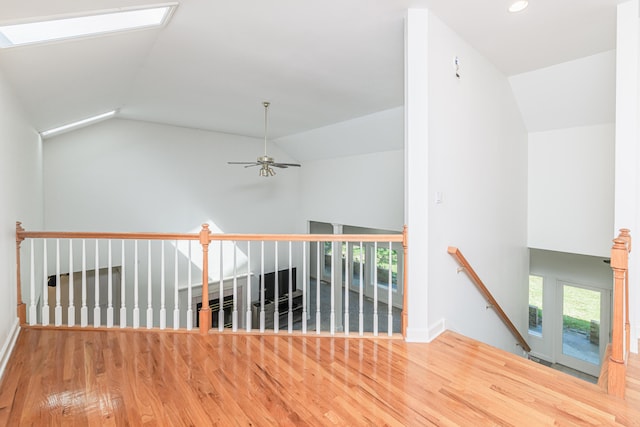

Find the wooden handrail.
[
  {"left": 447, "top": 246, "right": 531, "bottom": 353},
  {"left": 16, "top": 230, "right": 404, "bottom": 243},
  {"left": 608, "top": 228, "right": 631, "bottom": 399}
]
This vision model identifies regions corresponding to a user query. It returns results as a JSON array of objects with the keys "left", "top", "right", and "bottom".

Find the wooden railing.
[
  {"left": 15, "top": 222, "right": 408, "bottom": 338},
  {"left": 608, "top": 228, "right": 631, "bottom": 398},
  {"left": 447, "top": 246, "right": 531, "bottom": 353}
]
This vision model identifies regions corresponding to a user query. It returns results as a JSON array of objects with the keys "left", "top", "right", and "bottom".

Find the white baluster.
[
  {"left": 133, "top": 240, "right": 140, "bottom": 328},
  {"left": 186, "top": 241, "right": 192, "bottom": 330},
  {"left": 260, "top": 241, "right": 265, "bottom": 333},
  {"left": 288, "top": 241, "right": 293, "bottom": 334},
  {"left": 147, "top": 240, "right": 153, "bottom": 328},
  {"left": 273, "top": 241, "right": 279, "bottom": 333},
  {"left": 120, "top": 240, "right": 127, "bottom": 328},
  {"left": 160, "top": 240, "right": 166, "bottom": 330},
  {"left": 388, "top": 241, "right": 393, "bottom": 336},
  {"left": 330, "top": 240, "right": 335, "bottom": 336},
  {"left": 219, "top": 241, "right": 224, "bottom": 332},
  {"left": 81, "top": 239, "right": 88, "bottom": 327},
  {"left": 344, "top": 241, "right": 349, "bottom": 336},
  {"left": 302, "top": 241, "right": 307, "bottom": 334},
  {"left": 373, "top": 241, "right": 378, "bottom": 337},
  {"left": 359, "top": 242, "right": 364, "bottom": 336},
  {"left": 42, "top": 239, "right": 49, "bottom": 326},
  {"left": 232, "top": 241, "right": 238, "bottom": 332},
  {"left": 68, "top": 240, "right": 75, "bottom": 327},
  {"left": 245, "top": 242, "right": 252, "bottom": 332},
  {"left": 173, "top": 240, "right": 179, "bottom": 330},
  {"left": 94, "top": 240, "right": 100, "bottom": 327},
  {"left": 55, "top": 239, "right": 62, "bottom": 326},
  {"left": 316, "top": 241, "right": 321, "bottom": 334},
  {"left": 107, "top": 239, "right": 114, "bottom": 328},
  {"left": 29, "top": 240, "right": 36, "bottom": 325}
]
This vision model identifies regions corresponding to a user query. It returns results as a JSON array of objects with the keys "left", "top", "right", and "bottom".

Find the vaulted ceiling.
[{"left": 0, "top": 0, "right": 623, "bottom": 140}]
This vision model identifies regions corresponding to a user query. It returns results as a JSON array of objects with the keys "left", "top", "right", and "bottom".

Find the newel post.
[
  {"left": 402, "top": 225, "right": 408, "bottom": 339},
  {"left": 15, "top": 222, "right": 26, "bottom": 324},
  {"left": 199, "top": 224, "right": 212, "bottom": 335},
  {"left": 609, "top": 236, "right": 628, "bottom": 398},
  {"left": 618, "top": 228, "right": 632, "bottom": 359}
]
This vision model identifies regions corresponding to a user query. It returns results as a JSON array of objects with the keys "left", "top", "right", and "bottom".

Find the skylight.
[
  {"left": 40, "top": 110, "right": 117, "bottom": 139},
  {"left": 0, "top": 4, "right": 176, "bottom": 48}
]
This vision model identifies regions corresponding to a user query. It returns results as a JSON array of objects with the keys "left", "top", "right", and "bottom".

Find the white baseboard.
[
  {"left": 427, "top": 318, "right": 446, "bottom": 342},
  {"left": 405, "top": 327, "right": 430, "bottom": 342},
  {"left": 0, "top": 318, "right": 20, "bottom": 382}
]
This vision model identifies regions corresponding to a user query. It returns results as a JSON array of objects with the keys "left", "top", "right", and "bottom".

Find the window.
[
  {"left": 375, "top": 246, "right": 398, "bottom": 291},
  {"left": 528, "top": 275, "right": 543, "bottom": 335},
  {"left": 0, "top": 4, "right": 176, "bottom": 48}
]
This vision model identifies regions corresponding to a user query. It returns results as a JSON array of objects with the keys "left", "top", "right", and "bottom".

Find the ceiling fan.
[{"left": 228, "top": 101, "right": 301, "bottom": 177}]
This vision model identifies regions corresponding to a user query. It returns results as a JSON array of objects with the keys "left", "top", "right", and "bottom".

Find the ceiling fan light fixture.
[
  {"left": 259, "top": 165, "right": 275, "bottom": 177},
  {"left": 508, "top": 1, "right": 529, "bottom": 13}
]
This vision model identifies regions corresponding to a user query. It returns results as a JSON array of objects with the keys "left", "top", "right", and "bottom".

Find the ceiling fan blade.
[
  {"left": 273, "top": 162, "right": 301, "bottom": 168},
  {"left": 244, "top": 164, "right": 261, "bottom": 168},
  {"left": 228, "top": 161, "right": 259, "bottom": 165}
]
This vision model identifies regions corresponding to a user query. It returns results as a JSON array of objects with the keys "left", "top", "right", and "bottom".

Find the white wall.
[
  {"left": 299, "top": 150, "right": 404, "bottom": 232},
  {"left": 509, "top": 51, "right": 616, "bottom": 258},
  {"left": 509, "top": 50, "right": 616, "bottom": 133},
  {"left": 0, "top": 68, "right": 43, "bottom": 378},
  {"left": 528, "top": 124, "right": 614, "bottom": 257},
  {"left": 44, "top": 118, "right": 303, "bottom": 234},
  {"left": 275, "top": 107, "right": 403, "bottom": 162},
  {"left": 275, "top": 105, "right": 405, "bottom": 232},
  {"left": 406, "top": 10, "right": 529, "bottom": 351},
  {"left": 614, "top": 0, "right": 640, "bottom": 353}
]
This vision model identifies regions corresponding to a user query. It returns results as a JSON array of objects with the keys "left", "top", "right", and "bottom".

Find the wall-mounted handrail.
[
  {"left": 447, "top": 246, "right": 531, "bottom": 353},
  {"left": 16, "top": 222, "right": 408, "bottom": 338},
  {"left": 608, "top": 228, "right": 631, "bottom": 399}
]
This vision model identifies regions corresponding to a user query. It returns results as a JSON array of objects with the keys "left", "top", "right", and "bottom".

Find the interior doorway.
[{"left": 528, "top": 249, "right": 613, "bottom": 379}]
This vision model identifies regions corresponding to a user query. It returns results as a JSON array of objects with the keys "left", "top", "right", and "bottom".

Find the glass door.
[
  {"left": 353, "top": 243, "right": 403, "bottom": 308},
  {"left": 556, "top": 282, "right": 610, "bottom": 377}
]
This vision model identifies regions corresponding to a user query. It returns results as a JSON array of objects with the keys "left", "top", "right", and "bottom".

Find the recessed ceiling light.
[
  {"left": 0, "top": 4, "right": 177, "bottom": 48},
  {"left": 509, "top": 1, "right": 529, "bottom": 13},
  {"left": 40, "top": 110, "right": 117, "bottom": 139}
]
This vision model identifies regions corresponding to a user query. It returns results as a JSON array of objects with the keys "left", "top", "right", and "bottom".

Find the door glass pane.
[
  {"left": 528, "top": 275, "right": 543, "bottom": 335},
  {"left": 375, "top": 246, "right": 397, "bottom": 291},
  {"left": 352, "top": 244, "right": 365, "bottom": 286},
  {"left": 562, "top": 285, "right": 600, "bottom": 365}
]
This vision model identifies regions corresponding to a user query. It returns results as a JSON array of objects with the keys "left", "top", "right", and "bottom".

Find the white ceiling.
[{"left": 0, "top": 0, "right": 624, "bottom": 140}]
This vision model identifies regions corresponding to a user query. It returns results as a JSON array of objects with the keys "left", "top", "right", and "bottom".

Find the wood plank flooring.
[{"left": 1, "top": 328, "right": 639, "bottom": 426}]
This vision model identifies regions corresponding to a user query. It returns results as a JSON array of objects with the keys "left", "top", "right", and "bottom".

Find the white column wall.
[
  {"left": 615, "top": 0, "right": 640, "bottom": 353},
  {"left": 405, "top": 10, "right": 529, "bottom": 351},
  {"left": 405, "top": 9, "right": 430, "bottom": 342}
]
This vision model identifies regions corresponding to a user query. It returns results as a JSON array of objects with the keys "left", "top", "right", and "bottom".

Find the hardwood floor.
[{"left": 1, "top": 328, "right": 639, "bottom": 426}]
